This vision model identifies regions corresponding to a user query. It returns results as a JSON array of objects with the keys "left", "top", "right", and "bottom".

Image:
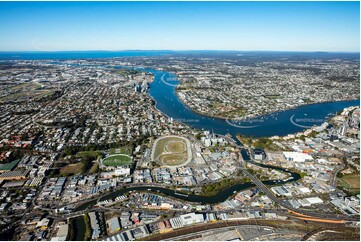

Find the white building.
[
  {"left": 115, "top": 168, "right": 131, "bottom": 176},
  {"left": 51, "top": 223, "right": 69, "bottom": 241},
  {"left": 283, "top": 152, "right": 313, "bottom": 162},
  {"left": 169, "top": 213, "right": 204, "bottom": 229},
  {"left": 305, "top": 197, "right": 323, "bottom": 205},
  {"left": 101, "top": 168, "right": 131, "bottom": 179},
  {"left": 180, "top": 213, "right": 204, "bottom": 225},
  {"left": 169, "top": 217, "right": 184, "bottom": 229}
]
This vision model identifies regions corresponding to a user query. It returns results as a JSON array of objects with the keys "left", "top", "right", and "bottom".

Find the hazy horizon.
[{"left": 0, "top": 49, "right": 360, "bottom": 53}]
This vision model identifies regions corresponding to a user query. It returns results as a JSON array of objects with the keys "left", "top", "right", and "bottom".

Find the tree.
[
  {"left": 83, "top": 214, "right": 92, "bottom": 241},
  {"left": 300, "top": 172, "right": 307, "bottom": 178},
  {"left": 195, "top": 132, "right": 201, "bottom": 140}
]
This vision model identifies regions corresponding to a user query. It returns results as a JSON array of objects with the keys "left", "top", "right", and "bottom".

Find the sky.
[{"left": 0, "top": 1, "right": 359, "bottom": 52}]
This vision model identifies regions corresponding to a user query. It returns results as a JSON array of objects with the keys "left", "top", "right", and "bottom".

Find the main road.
[{"left": 239, "top": 146, "right": 359, "bottom": 222}]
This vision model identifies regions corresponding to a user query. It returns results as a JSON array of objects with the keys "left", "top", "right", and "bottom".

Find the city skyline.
[{"left": 0, "top": 1, "right": 360, "bottom": 52}]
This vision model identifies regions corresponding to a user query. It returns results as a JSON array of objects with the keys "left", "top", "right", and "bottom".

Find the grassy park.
[
  {"left": 339, "top": 174, "right": 360, "bottom": 193},
  {"left": 76, "top": 150, "right": 102, "bottom": 158},
  {"left": 1, "top": 82, "right": 54, "bottom": 102},
  {"left": 60, "top": 162, "right": 85, "bottom": 176},
  {"left": 108, "top": 146, "right": 132, "bottom": 155}
]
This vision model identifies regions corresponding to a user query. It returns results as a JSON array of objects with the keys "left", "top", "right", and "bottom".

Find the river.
[
  {"left": 147, "top": 70, "right": 359, "bottom": 138},
  {"left": 73, "top": 151, "right": 300, "bottom": 211},
  {"left": 69, "top": 64, "right": 357, "bottom": 210},
  {"left": 1, "top": 51, "right": 358, "bottom": 224}
]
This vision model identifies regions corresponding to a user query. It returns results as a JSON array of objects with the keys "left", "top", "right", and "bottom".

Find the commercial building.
[
  {"left": 89, "top": 212, "right": 101, "bottom": 240},
  {"left": 0, "top": 159, "right": 20, "bottom": 172},
  {"left": 0, "top": 170, "right": 28, "bottom": 180},
  {"left": 283, "top": 152, "right": 313, "bottom": 162},
  {"left": 253, "top": 149, "right": 266, "bottom": 160},
  {"left": 108, "top": 217, "right": 121, "bottom": 233},
  {"left": 170, "top": 213, "right": 205, "bottom": 229},
  {"left": 50, "top": 223, "right": 69, "bottom": 241}
]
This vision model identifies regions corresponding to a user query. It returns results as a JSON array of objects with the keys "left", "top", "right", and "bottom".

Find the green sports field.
[{"left": 102, "top": 154, "right": 132, "bottom": 166}]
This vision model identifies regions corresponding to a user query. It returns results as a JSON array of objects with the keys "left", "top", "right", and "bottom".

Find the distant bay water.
[{"left": 0, "top": 50, "right": 172, "bottom": 60}]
